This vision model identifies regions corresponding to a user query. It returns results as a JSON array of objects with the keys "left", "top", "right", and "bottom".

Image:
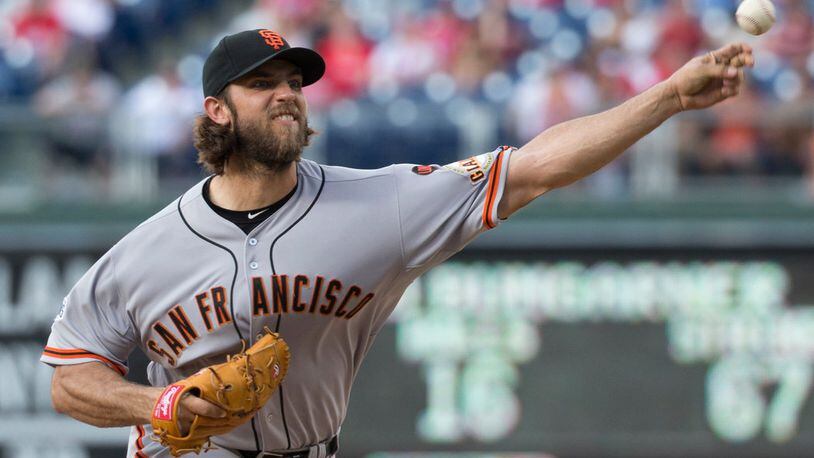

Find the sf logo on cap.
[{"left": 259, "top": 30, "right": 285, "bottom": 50}]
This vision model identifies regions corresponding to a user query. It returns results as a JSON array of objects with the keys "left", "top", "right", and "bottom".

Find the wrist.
[
  {"left": 141, "top": 386, "right": 166, "bottom": 424},
  {"left": 659, "top": 79, "right": 685, "bottom": 115}
]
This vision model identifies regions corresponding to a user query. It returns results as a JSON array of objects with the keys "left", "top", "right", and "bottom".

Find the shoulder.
[
  {"left": 298, "top": 159, "right": 396, "bottom": 183},
  {"left": 111, "top": 178, "right": 207, "bottom": 252},
  {"left": 136, "top": 198, "right": 183, "bottom": 230},
  {"left": 298, "top": 158, "right": 458, "bottom": 185}
]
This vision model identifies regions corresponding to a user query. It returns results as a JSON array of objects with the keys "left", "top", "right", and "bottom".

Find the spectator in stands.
[
  {"left": 109, "top": 62, "right": 198, "bottom": 176},
  {"left": 51, "top": 0, "right": 114, "bottom": 42},
  {"left": 474, "top": 0, "right": 522, "bottom": 72},
  {"left": 422, "top": 3, "right": 468, "bottom": 69},
  {"left": 768, "top": 0, "right": 812, "bottom": 61},
  {"left": 507, "top": 66, "right": 600, "bottom": 143},
  {"left": 314, "top": 7, "right": 371, "bottom": 105},
  {"left": 759, "top": 101, "right": 811, "bottom": 176},
  {"left": 2, "top": 0, "right": 812, "bottom": 190},
  {"left": 369, "top": 15, "right": 440, "bottom": 89},
  {"left": 34, "top": 51, "right": 120, "bottom": 168},
  {"left": 654, "top": 2, "right": 705, "bottom": 76},
  {"left": 11, "top": 0, "right": 68, "bottom": 78}
]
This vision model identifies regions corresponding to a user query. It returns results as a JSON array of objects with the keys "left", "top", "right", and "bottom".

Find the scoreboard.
[
  {"left": 340, "top": 248, "right": 814, "bottom": 457},
  {"left": 4, "top": 246, "right": 814, "bottom": 457}
]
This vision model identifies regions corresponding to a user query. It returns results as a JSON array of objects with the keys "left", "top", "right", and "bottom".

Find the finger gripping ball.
[{"left": 736, "top": 0, "right": 776, "bottom": 36}]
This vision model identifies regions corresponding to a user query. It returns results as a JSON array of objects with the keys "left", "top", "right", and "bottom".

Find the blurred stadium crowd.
[{"left": 1, "top": 0, "right": 813, "bottom": 202}]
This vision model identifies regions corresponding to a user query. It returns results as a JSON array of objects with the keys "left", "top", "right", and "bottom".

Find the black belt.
[{"left": 237, "top": 435, "right": 338, "bottom": 458}]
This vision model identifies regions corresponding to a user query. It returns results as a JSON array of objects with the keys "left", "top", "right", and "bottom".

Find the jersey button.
[
  {"left": 249, "top": 238, "right": 258, "bottom": 246},
  {"left": 249, "top": 262, "right": 259, "bottom": 269}
]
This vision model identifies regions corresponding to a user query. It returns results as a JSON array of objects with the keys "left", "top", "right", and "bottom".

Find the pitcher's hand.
[{"left": 667, "top": 43, "right": 755, "bottom": 111}]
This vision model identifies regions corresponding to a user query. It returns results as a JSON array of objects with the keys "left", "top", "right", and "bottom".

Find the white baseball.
[{"left": 736, "top": 0, "right": 776, "bottom": 35}]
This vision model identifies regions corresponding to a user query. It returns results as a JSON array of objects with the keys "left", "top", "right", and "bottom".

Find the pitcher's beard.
[{"left": 232, "top": 113, "right": 308, "bottom": 173}]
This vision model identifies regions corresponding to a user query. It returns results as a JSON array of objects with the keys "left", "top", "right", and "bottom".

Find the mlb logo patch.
[{"left": 411, "top": 165, "right": 438, "bottom": 176}]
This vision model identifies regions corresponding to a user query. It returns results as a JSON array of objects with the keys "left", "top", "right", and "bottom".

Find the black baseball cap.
[{"left": 202, "top": 29, "right": 326, "bottom": 98}]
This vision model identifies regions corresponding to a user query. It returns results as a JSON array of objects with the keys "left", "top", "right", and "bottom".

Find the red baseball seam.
[
  {"left": 737, "top": 14, "right": 763, "bottom": 33},
  {"left": 759, "top": 0, "right": 775, "bottom": 21}
]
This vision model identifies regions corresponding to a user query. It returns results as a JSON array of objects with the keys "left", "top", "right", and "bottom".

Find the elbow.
[
  {"left": 49, "top": 364, "right": 120, "bottom": 428},
  {"left": 525, "top": 178, "right": 571, "bottom": 198},
  {"left": 50, "top": 368, "right": 69, "bottom": 414},
  {"left": 51, "top": 366, "right": 80, "bottom": 417},
  {"left": 520, "top": 157, "right": 582, "bottom": 193},
  {"left": 543, "top": 169, "right": 583, "bottom": 191}
]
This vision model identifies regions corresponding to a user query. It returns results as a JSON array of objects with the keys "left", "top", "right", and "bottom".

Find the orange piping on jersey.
[
  {"left": 42, "top": 347, "right": 127, "bottom": 376},
  {"left": 481, "top": 150, "right": 505, "bottom": 229},
  {"left": 135, "top": 424, "right": 147, "bottom": 457},
  {"left": 482, "top": 153, "right": 501, "bottom": 228}
]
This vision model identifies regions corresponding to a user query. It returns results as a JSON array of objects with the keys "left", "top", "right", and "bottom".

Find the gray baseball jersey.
[{"left": 41, "top": 146, "right": 514, "bottom": 457}]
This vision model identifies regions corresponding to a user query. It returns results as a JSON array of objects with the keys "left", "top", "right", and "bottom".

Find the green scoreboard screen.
[
  {"left": 6, "top": 247, "right": 814, "bottom": 457},
  {"left": 340, "top": 248, "right": 814, "bottom": 457}
]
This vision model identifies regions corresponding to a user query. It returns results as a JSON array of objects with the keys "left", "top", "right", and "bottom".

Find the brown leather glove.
[{"left": 150, "top": 329, "right": 290, "bottom": 456}]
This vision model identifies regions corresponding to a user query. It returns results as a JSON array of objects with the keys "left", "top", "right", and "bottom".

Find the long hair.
[{"left": 192, "top": 93, "right": 316, "bottom": 175}]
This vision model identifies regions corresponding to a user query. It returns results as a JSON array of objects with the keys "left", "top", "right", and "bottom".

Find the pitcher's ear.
[{"left": 203, "top": 95, "right": 232, "bottom": 126}]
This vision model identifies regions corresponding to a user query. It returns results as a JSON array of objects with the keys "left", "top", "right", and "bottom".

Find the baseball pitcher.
[{"left": 41, "top": 29, "right": 754, "bottom": 457}]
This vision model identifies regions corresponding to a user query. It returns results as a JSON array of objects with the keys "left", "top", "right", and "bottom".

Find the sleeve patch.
[
  {"left": 411, "top": 165, "right": 439, "bottom": 176},
  {"left": 55, "top": 297, "right": 67, "bottom": 322},
  {"left": 443, "top": 152, "right": 496, "bottom": 185}
]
